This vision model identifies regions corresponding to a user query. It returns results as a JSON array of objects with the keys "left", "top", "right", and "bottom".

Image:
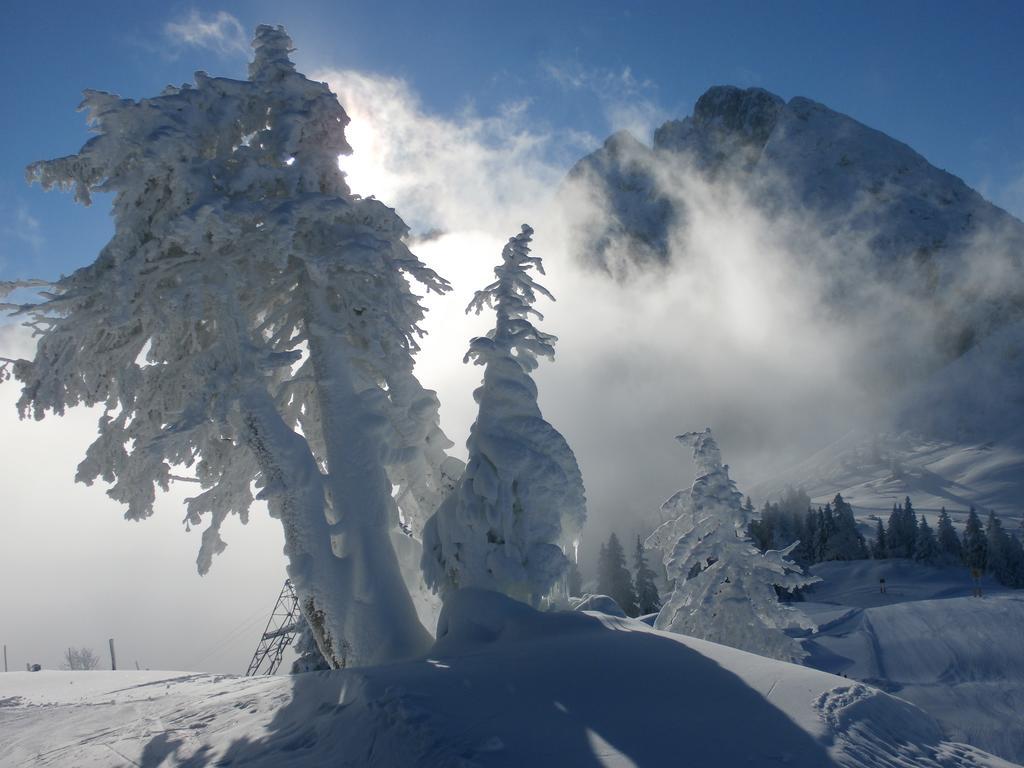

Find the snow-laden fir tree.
[
  {"left": 422, "top": 225, "right": 586, "bottom": 606},
  {"left": 633, "top": 535, "right": 662, "bottom": 615},
  {"left": 985, "top": 511, "right": 1013, "bottom": 583},
  {"left": 4, "top": 26, "right": 456, "bottom": 668},
  {"left": 825, "top": 494, "right": 869, "bottom": 561},
  {"left": 913, "top": 515, "right": 940, "bottom": 564},
  {"left": 935, "top": 508, "right": 963, "bottom": 565},
  {"left": 871, "top": 517, "right": 888, "bottom": 559},
  {"left": 651, "top": 429, "right": 819, "bottom": 662},
  {"left": 886, "top": 498, "right": 918, "bottom": 559},
  {"left": 597, "top": 533, "right": 638, "bottom": 616},
  {"left": 963, "top": 508, "right": 987, "bottom": 571}
]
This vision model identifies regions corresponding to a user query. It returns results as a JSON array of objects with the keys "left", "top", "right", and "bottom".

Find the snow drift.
[{"left": 1, "top": 590, "right": 1015, "bottom": 767}]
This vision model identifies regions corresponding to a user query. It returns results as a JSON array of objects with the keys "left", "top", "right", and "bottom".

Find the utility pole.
[
  {"left": 109, "top": 638, "right": 117, "bottom": 671},
  {"left": 3, "top": 644, "right": 7, "bottom": 673}
]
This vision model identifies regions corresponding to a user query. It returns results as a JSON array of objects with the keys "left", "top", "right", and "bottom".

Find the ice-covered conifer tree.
[
  {"left": 653, "top": 429, "right": 819, "bottom": 662},
  {"left": 633, "top": 535, "right": 662, "bottom": 615},
  {"left": 5, "top": 26, "right": 453, "bottom": 668},
  {"left": 913, "top": 515, "right": 939, "bottom": 564},
  {"left": 597, "top": 532, "right": 638, "bottom": 616},
  {"left": 422, "top": 225, "right": 586, "bottom": 606},
  {"left": 936, "top": 508, "right": 963, "bottom": 565},
  {"left": 963, "top": 508, "right": 987, "bottom": 571},
  {"left": 871, "top": 518, "right": 888, "bottom": 559}
]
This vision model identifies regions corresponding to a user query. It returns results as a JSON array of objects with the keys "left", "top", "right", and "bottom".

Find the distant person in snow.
[{"left": 879, "top": 577, "right": 886, "bottom": 594}]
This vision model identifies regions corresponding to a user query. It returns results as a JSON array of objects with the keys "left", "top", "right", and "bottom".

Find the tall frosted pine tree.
[
  {"left": 936, "top": 508, "right": 963, "bottom": 565},
  {"left": 422, "top": 225, "right": 586, "bottom": 607},
  {"left": 633, "top": 535, "right": 662, "bottom": 615},
  {"left": 653, "top": 429, "right": 819, "bottom": 662},
  {"left": 5, "top": 26, "right": 456, "bottom": 669},
  {"left": 963, "top": 508, "right": 987, "bottom": 571},
  {"left": 597, "top": 533, "right": 638, "bottom": 616}
]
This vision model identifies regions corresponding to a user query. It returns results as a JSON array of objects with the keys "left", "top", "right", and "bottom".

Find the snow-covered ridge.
[{"left": 1, "top": 590, "right": 1015, "bottom": 767}]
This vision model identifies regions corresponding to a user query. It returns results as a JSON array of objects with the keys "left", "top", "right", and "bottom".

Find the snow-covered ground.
[
  {"left": 798, "top": 559, "right": 1024, "bottom": 764},
  {"left": 1, "top": 589, "right": 1015, "bottom": 767}
]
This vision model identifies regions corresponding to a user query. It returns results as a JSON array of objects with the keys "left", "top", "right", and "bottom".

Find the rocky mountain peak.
[{"left": 653, "top": 86, "right": 785, "bottom": 173}]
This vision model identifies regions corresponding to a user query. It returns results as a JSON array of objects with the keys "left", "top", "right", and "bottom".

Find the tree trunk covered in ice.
[{"left": 4, "top": 25, "right": 450, "bottom": 668}]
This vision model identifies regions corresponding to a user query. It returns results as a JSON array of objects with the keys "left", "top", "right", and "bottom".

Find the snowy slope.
[
  {"left": 569, "top": 84, "right": 1024, "bottom": 535},
  {"left": 750, "top": 315, "right": 1024, "bottom": 525},
  {"left": 1, "top": 589, "right": 1014, "bottom": 767},
  {"left": 798, "top": 560, "right": 1024, "bottom": 764},
  {"left": 749, "top": 429, "right": 1024, "bottom": 528}
]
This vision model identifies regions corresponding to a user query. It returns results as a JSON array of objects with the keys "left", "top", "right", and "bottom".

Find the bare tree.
[{"left": 62, "top": 647, "right": 101, "bottom": 670}]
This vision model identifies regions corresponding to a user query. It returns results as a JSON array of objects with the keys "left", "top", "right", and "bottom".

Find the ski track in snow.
[{"left": 800, "top": 560, "right": 1024, "bottom": 764}]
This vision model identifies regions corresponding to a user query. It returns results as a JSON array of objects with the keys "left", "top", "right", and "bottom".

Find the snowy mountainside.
[
  {"left": 749, "top": 429, "right": 1024, "bottom": 528},
  {"left": 749, "top": 318, "right": 1024, "bottom": 526},
  {"left": 568, "top": 84, "right": 1024, "bottom": 526},
  {"left": 797, "top": 560, "right": 1024, "bottom": 763},
  {"left": 570, "top": 84, "right": 1024, "bottom": 295},
  {"left": 1, "top": 589, "right": 1015, "bottom": 767}
]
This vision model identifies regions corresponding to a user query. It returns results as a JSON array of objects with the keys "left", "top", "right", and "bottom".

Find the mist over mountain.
[
  {"left": 572, "top": 86, "right": 1024, "bottom": 276},
  {"left": 563, "top": 84, "right": 1024, "bottom": 522}
]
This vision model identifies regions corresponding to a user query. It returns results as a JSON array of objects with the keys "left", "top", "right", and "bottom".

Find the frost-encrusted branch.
[
  {"left": 464, "top": 225, "right": 557, "bottom": 373},
  {"left": 655, "top": 428, "right": 819, "bottom": 662}
]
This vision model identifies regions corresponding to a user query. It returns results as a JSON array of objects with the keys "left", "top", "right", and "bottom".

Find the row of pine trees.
[
  {"left": 590, "top": 533, "right": 663, "bottom": 618},
  {"left": 748, "top": 487, "right": 1024, "bottom": 589},
  {"left": 748, "top": 491, "right": 868, "bottom": 566},
  {"left": 585, "top": 491, "right": 1023, "bottom": 620},
  {"left": 870, "top": 499, "right": 1024, "bottom": 588}
]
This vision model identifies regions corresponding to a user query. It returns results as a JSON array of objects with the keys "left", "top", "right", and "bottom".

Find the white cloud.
[
  {"left": 543, "top": 60, "right": 668, "bottom": 140},
  {"left": 164, "top": 10, "right": 249, "bottom": 58},
  {"left": 315, "top": 68, "right": 580, "bottom": 236}
]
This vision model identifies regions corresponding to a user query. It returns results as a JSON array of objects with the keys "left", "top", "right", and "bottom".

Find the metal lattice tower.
[{"left": 245, "top": 579, "right": 301, "bottom": 676}]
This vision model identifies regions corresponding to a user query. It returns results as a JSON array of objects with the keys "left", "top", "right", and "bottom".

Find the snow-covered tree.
[
  {"left": 886, "top": 498, "right": 918, "bottom": 559},
  {"left": 962, "top": 507, "right": 987, "bottom": 571},
  {"left": 985, "top": 511, "right": 1012, "bottom": 583},
  {"left": 5, "top": 26, "right": 454, "bottom": 668},
  {"left": 62, "top": 647, "right": 100, "bottom": 670},
  {"left": 913, "top": 515, "right": 939, "bottom": 564},
  {"left": 652, "top": 429, "right": 819, "bottom": 663},
  {"left": 825, "top": 493, "right": 869, "bottom": 561},
  {"left": 1005, "top": 534, "right": 1024, "bottom": 589},
  {"left": 936, "top": 508, "right": 963, "bottom": 565},
  {"left": 745, "top": 488, "right": 816, "bottom": 567},
  {"left": 633, "top": 535, "right": 662, "bottom": 615},
  {"left": 422, "top": 225, "right": 586, "bottom": 607},
  {"left": 596, "top": 533, "right": 638, "bottom": 616},
  {"left": 871, "top": 517, "right": 888, "bottom": 559}
]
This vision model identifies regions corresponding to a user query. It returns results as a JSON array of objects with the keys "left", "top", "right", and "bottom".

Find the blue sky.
[
  {"left": 6, "top": 1, "right": 1024, "bottom": 284},
  {"left": 2, "top": 1, "right": 1023, "bottom": 280}
]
